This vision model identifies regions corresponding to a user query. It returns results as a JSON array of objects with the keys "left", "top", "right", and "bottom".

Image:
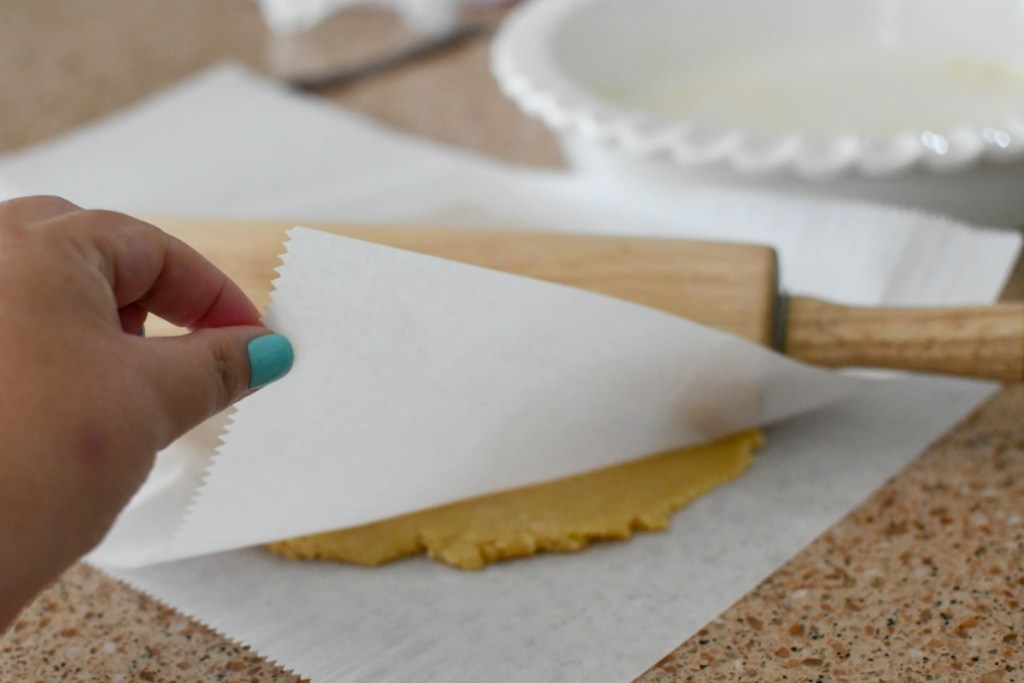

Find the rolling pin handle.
[{"left": 783, "top": 296, "right": 1024, "bottom": 382}]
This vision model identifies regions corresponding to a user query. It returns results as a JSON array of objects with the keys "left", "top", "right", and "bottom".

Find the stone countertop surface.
[{"left": 1, "top": 2, "right": 1021, "bottom": 681}]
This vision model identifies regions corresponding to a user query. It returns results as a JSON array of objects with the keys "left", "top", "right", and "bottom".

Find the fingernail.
[{"left": 247, "top": 333, "right": 294, "bottom": 389}]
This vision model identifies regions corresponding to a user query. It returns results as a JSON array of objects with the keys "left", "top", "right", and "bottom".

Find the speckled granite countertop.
[
  {"left": 1, "top": 2, "right": 1021, "bottom": 681},
  {"left": 640, "top": 385, "right": 1023, "bottom": 682}
]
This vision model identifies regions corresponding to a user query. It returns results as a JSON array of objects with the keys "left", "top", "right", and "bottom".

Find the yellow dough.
[{"left": 268, "top": 430, "right": 763, "bottom": 570}]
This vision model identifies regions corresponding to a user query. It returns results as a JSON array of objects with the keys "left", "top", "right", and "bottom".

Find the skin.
[{"left": 0, "top": 196, "right": 281, "bottom": 630}]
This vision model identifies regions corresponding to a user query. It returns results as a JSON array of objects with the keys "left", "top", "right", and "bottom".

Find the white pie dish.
[{"left": 492, "top": 0, "right": 1024, "bottom": 226}]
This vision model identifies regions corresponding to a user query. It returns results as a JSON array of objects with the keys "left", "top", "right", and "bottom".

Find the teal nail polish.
[{"left": 248, "top": 334, "right": 294, "bottom": 389}]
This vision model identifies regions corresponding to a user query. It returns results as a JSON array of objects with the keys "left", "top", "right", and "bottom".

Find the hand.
[{"left": 0, "top": 196, "right": 293, "bottom": 629}]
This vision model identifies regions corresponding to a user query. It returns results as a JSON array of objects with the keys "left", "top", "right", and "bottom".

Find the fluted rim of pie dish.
[{"left": 491, "top": 0, "right": 1024, "bottom": 178}]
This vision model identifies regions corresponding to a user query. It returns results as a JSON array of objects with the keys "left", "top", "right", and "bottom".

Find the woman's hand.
[{"left": 0, "top": 196, "right": 293, "bottom": 628}]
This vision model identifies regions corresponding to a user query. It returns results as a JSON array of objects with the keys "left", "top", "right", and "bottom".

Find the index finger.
[{"left": 49, "top": 209, "right": 263, "bottom": 330}]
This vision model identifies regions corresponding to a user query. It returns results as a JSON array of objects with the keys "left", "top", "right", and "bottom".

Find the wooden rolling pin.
[{"left": 151, "top": 217, "right": 1024, "bottom": 382}]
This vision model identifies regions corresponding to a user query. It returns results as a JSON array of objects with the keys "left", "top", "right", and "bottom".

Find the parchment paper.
[{"left": 91, "top": 226, "right": 861, "bottom": 566}]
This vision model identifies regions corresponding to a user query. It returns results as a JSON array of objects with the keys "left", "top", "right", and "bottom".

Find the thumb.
[{"left": 141, "top": 327, "right": 294, "bottom": 443}]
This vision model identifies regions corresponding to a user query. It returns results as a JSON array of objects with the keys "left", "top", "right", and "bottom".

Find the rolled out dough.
[{"left": 267, "top": 430, "right": 763, "bottom": 570}]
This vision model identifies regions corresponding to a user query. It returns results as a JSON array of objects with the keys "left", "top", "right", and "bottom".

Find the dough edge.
[{"left": 267, "top": 430, "right": 763, "bottom": 570}]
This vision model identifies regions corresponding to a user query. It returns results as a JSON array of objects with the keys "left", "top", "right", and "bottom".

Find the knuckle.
[
  {"left": 77, "top": 208, "right": 133, "bottom": 232},
  {"left": 0, "top": 195, "right": 79, "bottom": 227},
  {"left": 68, "top": 209, "right": 158, "bottom": 239},
  {"left": 0, "top": 194, "right": 77, "bottom": 212},
  {"left": 206, "top": 337, "right": 247, "bottom": 413}
]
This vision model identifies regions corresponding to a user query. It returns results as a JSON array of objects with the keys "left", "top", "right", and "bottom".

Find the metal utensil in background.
[{"left": 265, "top": 6, "right": 496, "bottom": 91}]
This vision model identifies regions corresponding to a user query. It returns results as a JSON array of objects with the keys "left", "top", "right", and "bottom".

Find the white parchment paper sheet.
[
  {"left": 92, "top": 227, "right": 860, "bottom": 566},
  {"left": 1, "top": 64, "right": 1019, "bottom": 681}
]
